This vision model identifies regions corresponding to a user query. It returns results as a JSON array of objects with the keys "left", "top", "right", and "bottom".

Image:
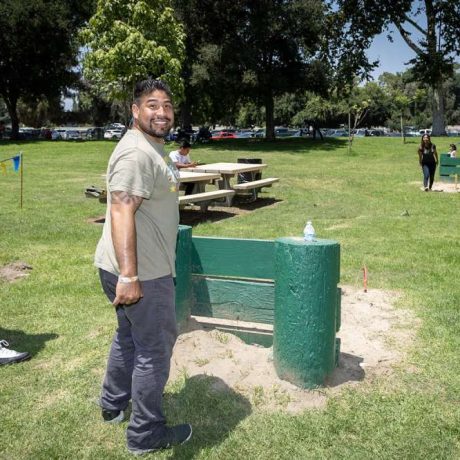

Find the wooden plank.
[
  {"left": 440, "top": 165, "right": 460, "bottom": 176},
  {"left": 188, "top": 162, "right": 267, "bottom": 175},
  {"left": 191, "top": 276, "right": 275, "bottom": 324},
  {"left": 179, "top": 189, "right": 235, "bottom": 204},
  {"left": 191, "top": 236, "right": 275, "bottom": 279},
  {"left": 440, "top": 154, "right": 460, "bottom": 166},
  {"left": 192, "top": 316, "right": 273, "bottom": 347},
  {"left": 179, "top": 171, "right": 221, "bottom": 182},
  {"left": 232, "top": 177, "right": 279, "bottom": 190},
  {"left": 191, "top": 315, "right": 273, "bottom": 332}
]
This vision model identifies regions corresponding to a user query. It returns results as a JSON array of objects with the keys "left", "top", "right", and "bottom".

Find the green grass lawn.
[{"left": 1, "top": 136, "right": 459, "bottom": 459}]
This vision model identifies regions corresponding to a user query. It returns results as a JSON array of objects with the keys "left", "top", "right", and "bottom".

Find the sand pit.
[
  {"left": 169, "top": 285, "right": 418, "bottom": 413},
  {"left": 0, "top": 261, "right": 32, "bottom": 282}
]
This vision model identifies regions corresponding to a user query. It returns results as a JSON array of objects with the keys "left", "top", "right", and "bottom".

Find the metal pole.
[{"left": 20, "top": 152, "right": 23, "bottom": 209}]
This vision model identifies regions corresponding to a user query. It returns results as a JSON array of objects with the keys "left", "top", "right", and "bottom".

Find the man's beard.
[{"left": 138, "top": 118, "right": 173, "bottom": 139}]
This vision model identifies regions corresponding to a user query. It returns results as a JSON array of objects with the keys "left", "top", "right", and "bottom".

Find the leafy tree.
[
  {"left": 80, "top": 0, "right": 185, "bottom": 121},
  {"left": 239, "top": 1, "right": 329, "bottom": 140},
  {"left": 173, "top": 0, "right": 249, "bottom": 128},
  {"left": 334, "top": 0, "right": 460, "bottom": 135},
  {"left": 174, "top": 0, "right": 329, "bottom": 139},
  {"left": 0, "top": 0, "right": 94, "bottom": 139}
]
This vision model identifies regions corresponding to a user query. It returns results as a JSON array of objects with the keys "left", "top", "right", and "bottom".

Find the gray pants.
[{"left": 99, "top": 269, "right": 177, "bottom": 450}]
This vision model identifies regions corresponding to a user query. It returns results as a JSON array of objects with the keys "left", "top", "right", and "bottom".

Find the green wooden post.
[
  {"left": 175, "top": 225, "right": 193, "bottom": 332},
  {"left": 273, "top": 237, "right": 340, "bottom": 388}
]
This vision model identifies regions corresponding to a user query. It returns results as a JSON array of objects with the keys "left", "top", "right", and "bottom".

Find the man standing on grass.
[{"left": 94, "top": 78, "right": 192, "bottom": 455}]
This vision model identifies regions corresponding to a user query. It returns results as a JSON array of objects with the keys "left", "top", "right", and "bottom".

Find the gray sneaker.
[
  {"left": 128, "top": 423, "right": 192, "bottom": 455},
  {"left": 101, "top": 408, "right": 125, "bottom": 424},
  {"left": 0, "top": 340, "right": 30, "bottom": 365}
]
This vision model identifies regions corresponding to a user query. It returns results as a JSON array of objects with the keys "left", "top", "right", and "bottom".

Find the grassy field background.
[{"left": 0, "top": 136, "right": 459, "bottom": 459}]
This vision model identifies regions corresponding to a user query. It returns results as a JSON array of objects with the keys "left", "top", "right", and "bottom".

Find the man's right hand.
[{"left": 113, "top": 281, "right": 143, "bottom": 306}]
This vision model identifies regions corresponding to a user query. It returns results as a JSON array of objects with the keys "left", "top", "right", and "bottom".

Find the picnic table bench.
[
  {"left": 188, "top": 162, "right": 278, "bottom": 205},
  {"left": 178, "top": 170, "right": 234, "bottom": 211},
  {"left": 232, "top": 177, "right": 280, "bottom": 200},
  {"left": 179, "top": 189, "right": 235, "bottom": 211}
]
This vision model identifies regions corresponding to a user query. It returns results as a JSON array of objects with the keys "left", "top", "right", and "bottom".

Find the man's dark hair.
[
  {"left": 180, "top": 140, "right": 191, "bottom": 149},
  {"left": 133, "top": 79, "right": 173, "bottom": 105}
]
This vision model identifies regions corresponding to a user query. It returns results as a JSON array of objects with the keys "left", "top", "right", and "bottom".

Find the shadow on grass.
[
  {"left": 164, "top": 374, "right": 251, "bottom": 459},
  {"left": 325, "top": 352, "right": 365, "bottom": 387},
  {"left": 0, "top": 327, "right": 58, "bottom": 358},
  {"left": 180, "top": 137, "right": 348, "bottom": 154},
  {"left": 179, "top": 197, "right": 282, "bottom": 227}
]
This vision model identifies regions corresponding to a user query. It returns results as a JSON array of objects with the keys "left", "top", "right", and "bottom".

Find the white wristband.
[{"left": 118, "top": 275, "right": 139, "bottom": 284}]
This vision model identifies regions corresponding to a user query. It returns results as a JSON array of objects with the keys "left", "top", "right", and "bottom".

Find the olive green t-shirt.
[{"left": 94, "top": 129, "right": 180, "bottom": 280}]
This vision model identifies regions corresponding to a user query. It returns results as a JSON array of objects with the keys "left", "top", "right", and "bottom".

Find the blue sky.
[{"left": 366, "top": 25, "right": 417, "bottom": 80}]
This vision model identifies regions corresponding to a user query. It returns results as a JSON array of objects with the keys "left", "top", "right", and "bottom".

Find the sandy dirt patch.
[
  {"left": 0, "top": 261, "right": 32, "bottom": 282},
  {"left": 411, "top": 180, "right": 460, "bottom": 193},
  {"left": 170, "top": 285, "right": 418, "bottom": 413}
]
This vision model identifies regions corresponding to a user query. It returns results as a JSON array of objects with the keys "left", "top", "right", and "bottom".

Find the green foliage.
[
  {"left": 80, "top": 0, "right": 185, "bottom": 107},
  {"left": 333, "top": 0, "right": 460, "bottom": 134},
  {"left": 0, "top": 0, "right": 94, "bottom": 137},
  {"left": 174, "top": 0, "right": 329, "bottom": 136}
]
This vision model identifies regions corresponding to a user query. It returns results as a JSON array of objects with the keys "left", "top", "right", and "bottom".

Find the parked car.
[
  {"left": 18, "top": 127, "right": 40, "bottom": 140},
  {"left": 385, "top": 131, "right": 402, "bottom": 137},
  {"left": 327, "top": 129, "right": 349, "bottom": 137},
  {"left": 419, "top": 129, "right": 432, "bottom": 136},
  {"left": 51, "top": 128, "right": 68, "bottom": 140},
  {"left": 211, "top": 130, "right": 237, "bottom": 140},
  {"left": 67, "top": 130, "right": 84, "bottom": 141},
  {"left": 104, "top": 128, "right": 124, "bottom": 140},
  {"left": 353, "top": 129, "right": 368, "bottom": 137},
  {"left": 235, "top": 129, "right": 254, "bottom": 139},
  {"left": 252, "top": 129, "right": 265, "bottom": 138}
]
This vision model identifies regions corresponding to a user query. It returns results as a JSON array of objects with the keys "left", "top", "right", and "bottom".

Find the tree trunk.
[
  {"left": 348, "top": 110, "right": 352, "bottom": 154},
  {"left": 431, "top": 81, "right": 446, "bottom": 136},
  {"left": 3, "top": 95, "right": 20, "bottom": 140},
  {"left": 400, "top": 114, "right": 405, "bottom": 144},
  {"left": 265, "top": 91, "right": 275, "bottom": 141},
  {"left": 179, "top": 99, "right": 193, "bottom": 130}
]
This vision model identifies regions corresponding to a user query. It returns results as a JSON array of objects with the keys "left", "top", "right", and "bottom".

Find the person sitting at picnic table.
[
  {"left": 169, "top": 140, "right": 197, "bottom": 195},
  {"left": 448, "top": 143, "right": 457, "bottom": 158}
]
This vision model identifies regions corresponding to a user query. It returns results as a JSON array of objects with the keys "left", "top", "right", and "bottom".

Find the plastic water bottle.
[{"left": 303, "top": 220, "right": 316, "bottom": 242}]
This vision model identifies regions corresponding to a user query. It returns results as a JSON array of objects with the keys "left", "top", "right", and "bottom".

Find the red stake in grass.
[{"left": 362, "top": 266, "right": 368, "bottom": 292}]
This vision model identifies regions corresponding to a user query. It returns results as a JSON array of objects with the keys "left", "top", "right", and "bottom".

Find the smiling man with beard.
[{"left": 94, "top": 79, "right": 192, "bottom": 455}]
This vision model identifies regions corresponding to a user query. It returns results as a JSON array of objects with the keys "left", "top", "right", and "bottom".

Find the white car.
[
  {"left": 51, "top": 129, "right": 68, "bottom": 140},
  {"left": 104, "top": 128, "right": 124, "bottom": 140}
]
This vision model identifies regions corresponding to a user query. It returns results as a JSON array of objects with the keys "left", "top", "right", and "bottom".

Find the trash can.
[{"left": 237, "top": 158, "right": 262, "bottom": 183}]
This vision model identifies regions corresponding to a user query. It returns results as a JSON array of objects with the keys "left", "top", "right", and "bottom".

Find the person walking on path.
[
  {"left": 418, "top": 134, "right": 439, "bottom": 191},
  {"left": 94, "top": 78, "right": 192, "bottom": 455}
]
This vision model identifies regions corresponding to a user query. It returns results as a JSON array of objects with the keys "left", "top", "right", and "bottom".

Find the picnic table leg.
[{"left": 216, "top": 174, "right": 234, "bottom": 206}]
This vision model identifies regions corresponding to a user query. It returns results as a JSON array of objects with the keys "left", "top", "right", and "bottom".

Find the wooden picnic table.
[
  {"left": 188, "top": 162, "right": 268, "bottom": 205},
  {"left": 178, "top": 169, "right": 235, "bottom": 211},
  {"left": 179, "top": 170, "right": 221, "bottom": 183}
]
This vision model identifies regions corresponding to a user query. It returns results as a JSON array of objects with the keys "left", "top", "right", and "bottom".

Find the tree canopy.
[
  {"left": 333, "top": 0, "right": 460, "bottom": 135},
  {"left": 174, "top": 0, "right": 329, "bottom": 139},
  {"left": 0, "top": 0, "right": 94, "bottom": 138},
  {"left": 80, "top": 0, "right": 185, "bottom": 118}
]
